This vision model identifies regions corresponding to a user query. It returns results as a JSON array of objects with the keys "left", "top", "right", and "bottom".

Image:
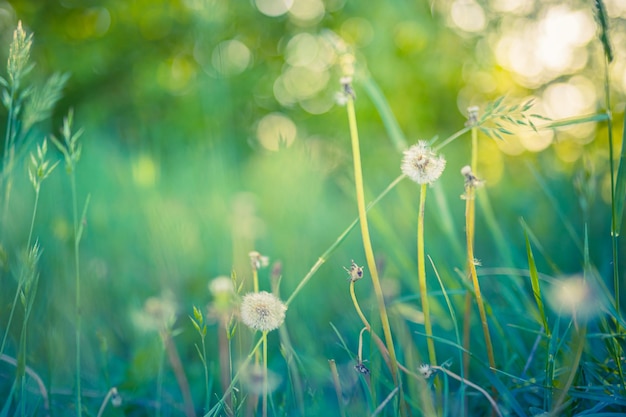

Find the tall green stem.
[{"left": 345, "top": 98, "right": 403, "bottom": 413}]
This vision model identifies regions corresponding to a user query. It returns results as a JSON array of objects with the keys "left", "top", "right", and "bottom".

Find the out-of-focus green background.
[{"left": 1, "top": 0, "right": 625, "bottom": 414}]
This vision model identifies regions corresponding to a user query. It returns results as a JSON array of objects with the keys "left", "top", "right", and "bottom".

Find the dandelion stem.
[
  {"left": 465, "top": 184, "right": 496, "bottom": 373},
  {"left": 262, "top": 330, "right": 268, "bottom": 417},
  {"left": 350, "top": 280, "right": 370, "bottom": 331},
  {"left": 346, "top": 96, "right": 401, "bottom": 385},
  {"left": 418, "top": 183, "right": 437, "bottom": 367}
]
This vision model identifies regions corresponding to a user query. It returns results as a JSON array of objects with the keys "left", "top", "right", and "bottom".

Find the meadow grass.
[{"left": 1, "top": 3, "right": 626, "bottom": 416}]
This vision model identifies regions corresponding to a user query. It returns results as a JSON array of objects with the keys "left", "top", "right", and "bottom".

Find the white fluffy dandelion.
[
  {"left": 401, "top": 141, "right": 446, "bottom": 184},
  {"left": 240, "top": 291, "right": 287, "bottom": 332}
]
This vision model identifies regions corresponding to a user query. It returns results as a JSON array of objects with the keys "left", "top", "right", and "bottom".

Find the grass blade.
[
  {"left": 360, "top": 76, "right": 407, "bottom": 152},
  {"left": 613, "top": 116, "right": 626, "bottom": 235},
  {"left": 521, "top": 218, "right": 550, "bottom": 336}
]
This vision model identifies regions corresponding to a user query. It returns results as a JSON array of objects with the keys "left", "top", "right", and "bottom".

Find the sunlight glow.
[
  {"left": 494, "top": 6, "right": 595, "bottom": 86},
  {"left": 450, "top": 0, "right": 486, "bottom": 33},
  {"left": 289, "top": 0, "right": 325, "bottom": 25},
  {"left": 255, "top": 0, "right": 294, "bottom": 17},
  {"left": 542, "top": 76, "right": 596, "bottom": 120}
]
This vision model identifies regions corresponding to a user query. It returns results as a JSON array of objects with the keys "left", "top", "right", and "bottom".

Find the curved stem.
[{"left": 346, "top": 98, "right": 401, "bottom": 395}]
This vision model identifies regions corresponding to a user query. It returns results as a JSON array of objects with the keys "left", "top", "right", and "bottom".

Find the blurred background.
[{"left": 0, "top": 0, "right": 625, "bottom": 413}]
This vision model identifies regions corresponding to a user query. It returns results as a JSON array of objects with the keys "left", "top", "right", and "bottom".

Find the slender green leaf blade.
[
  {"left": 522, "top": 219, "right": 550, "bottom": 336},
  {"left": 613, "top": 116, "right": 626, "bottom": 235}
]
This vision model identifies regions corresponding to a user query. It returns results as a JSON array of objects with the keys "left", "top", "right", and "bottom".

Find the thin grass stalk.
[
  {"left": 161, "top": 328, "right": 195, "bottom": 417},
  {"left": 345, "top": 98, "right": 403, "bottom": 409},
  {"left": 0, "top": 354, "right": 49, "bottom": 416},
  {"left": 69, "top": 171, "right": 84, "bottom": 417},
  {"left": 595, "top": 0, "right": 620, "bottom": 317},
  {"left": 286, "top": 174, "right": 404, "bottom": 307},
  {"left": 465, "top": 183, "right": 496, "bottom": 373},
  {"left": 462, "top": 125, "right": 479, "bottom": 384},
  {"left": 602, "top": 59, "right": 620, "bottom": 319},
  {"left": 0, "top": 185, "right": 39, "bottom": 359},
  {"left": 550, "top": 323, "right": 587, "bottom": 416},
  {"left": 328, "top": 360, "right": 347, "bottom": 417},
  {"left": 431, "top": 366, "right": 503, "bottom": 417},
  {"left": 206, "top": 335, "right": 264, "bottom": 417},
  {"left": 350, "top": 281, "right": 370, "bottom": 331},
  {"left": 430, "top": 255, "right": 466, "bottom": 415},
  {"left": 417, "top": 183, "right": 436, "bottom": 367},
  {"left": 218, "top": 324, "right": 231, "bottom": 413},
  {"left": 96, "top": 387, "right": 119, "bottom": 417}
]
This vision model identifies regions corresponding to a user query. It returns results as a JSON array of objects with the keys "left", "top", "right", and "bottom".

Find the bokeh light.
[
  {"left": 255, "top": 0, "right": 294, "bottom": 17},
  {"left": 211, "top": 39, "right": 252, "bottom": 77},
  {"left": 256, "top": 112, "right": 297, "bottom": 151}
]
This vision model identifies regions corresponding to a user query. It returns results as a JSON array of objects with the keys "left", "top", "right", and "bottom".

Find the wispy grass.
[{"left": 51, "top": 110, "right": 89, "bottom": 417}]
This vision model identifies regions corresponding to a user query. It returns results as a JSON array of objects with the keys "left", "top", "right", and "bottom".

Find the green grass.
[{"left": 1, "top": 2, "right": 626, "bottom": 416}]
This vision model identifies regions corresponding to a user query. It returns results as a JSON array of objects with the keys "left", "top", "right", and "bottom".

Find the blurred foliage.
[{"left": 0, "top": 0, "right": 625, "bottom": 415}]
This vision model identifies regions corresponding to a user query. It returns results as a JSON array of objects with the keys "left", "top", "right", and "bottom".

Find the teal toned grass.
[
  {"left": 51, "top": 110, "right": 89, "bottom": 417},
  {"left": 3, "top": 4, "right": 626, "bottom": 417}
]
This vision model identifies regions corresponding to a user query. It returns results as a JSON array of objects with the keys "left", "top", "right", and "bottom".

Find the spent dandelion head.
[
  {"left": 418, "top": 364, "right": 433, "bottom": 379},
  {"left": 465, "top": 106, "right": 480, "bottom": 127},
  {"left": 354, "top": 362, "right": 370, "bottom": 375},
  {"left": 249, "top": 250, "right": 269, "bottom": 271},
  {"left": 344, "top": 259, "right": 364, "bottom": 283},
  {"left": 401, "top": 141, "right": 446, "bottom": 185},
  {"left": 461, "top": 165, "right": 484, "bottom": 196},
  {"left": 240, "top": 291, "right": 287, "bottom": 332}
]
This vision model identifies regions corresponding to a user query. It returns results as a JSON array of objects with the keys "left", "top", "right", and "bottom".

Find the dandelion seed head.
[
  {"left": 209, "top": 276, "right": 234, "bottom": 296},
  {"left": 418, "top": 363, "right": 433, "bottom": 379},
  {"left": 401, "top": 141, "right": 446, "bottom": 184},
  {"left": 344, "top": 259, "right": 364, "bottom": 283},
  {"left": 240, "top": 291, "right": 287, "bottom": 332}
]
